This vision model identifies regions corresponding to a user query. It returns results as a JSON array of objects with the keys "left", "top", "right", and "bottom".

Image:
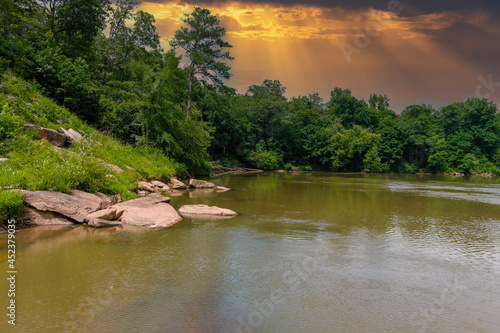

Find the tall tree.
[{"left": 170, "top": 7, "right": 233, "bottom": 116}]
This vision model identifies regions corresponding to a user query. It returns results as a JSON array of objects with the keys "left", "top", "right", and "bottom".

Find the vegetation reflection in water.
[{"left": 1, "top": 173, "right": 499, "bottom": 333}]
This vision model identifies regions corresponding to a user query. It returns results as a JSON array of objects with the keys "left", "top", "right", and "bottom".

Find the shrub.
[
  {"left": 401, "top": 163, "right": 419, "bottom": 174},
  {"left": 459, "top": 154, "right": 479, "bottom": 175},
  {"left": 284, "top": 163, "right": 293, "bottom": 171},
  {"left": 248, "top": 140, "right": 283, "bottom": 170}
]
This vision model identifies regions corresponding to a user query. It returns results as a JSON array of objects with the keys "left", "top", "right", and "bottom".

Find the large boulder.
[
  {"left": 23, "top": 207, "right": 74, "bottom": 226},
  {"left": 189, "top": 179, "right": 216, "bottom": 188},
  {"left": 19, "top": 190, "right": 104, "bottom": 223},
  {"left": 178, "top": 204, "right": 238, "bottom": 217},
  {"left": 167, "top": 178, "right": 187, "bottom": 189},
  {"left": 111, "top": 194, "right": 182, "bottom": 228}
]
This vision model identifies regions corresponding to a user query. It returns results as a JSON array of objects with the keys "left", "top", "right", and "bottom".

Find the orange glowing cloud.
[{"left": 139, "top": 1, "right": 500, "bottom": 111}]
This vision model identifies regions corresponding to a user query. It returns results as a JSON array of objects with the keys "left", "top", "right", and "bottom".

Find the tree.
[
  {"left": 39, "top": 0, "right": 110, "bottom": 57},
  {"left": 99, "top": 0, "right": 162, "bottom": 82},
  {"left": 0, "top": 0, "right": 40, "bottom": 72},
  {"left": 327, "top": 88, "right": 375, "bottom": 129},
  {"left": 247, "top": 79, "right": 286, "bottom": 100},
  {"left": 376, "top": 116, "right": 403, "bottom": 171},
  {"left": 170, "top": 7, "right": 233, "bottom": 116},
  {"left": 327, "top": 123, "right": 381, "bottom": 171}
]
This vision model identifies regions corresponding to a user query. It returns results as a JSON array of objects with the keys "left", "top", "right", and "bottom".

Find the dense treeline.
[
  {"left": 203, "top": 82, "right": 500, "bottom": 174},
  {"left": 2, "top": 1, "right": 500, "bottom": 174}
]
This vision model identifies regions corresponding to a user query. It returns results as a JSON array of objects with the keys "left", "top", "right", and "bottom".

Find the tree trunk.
[{"left": 187, "top": 75, "right": 193, "bottom": 117}]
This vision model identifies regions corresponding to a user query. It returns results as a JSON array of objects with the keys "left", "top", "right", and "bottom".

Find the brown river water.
[{"left": 1, "top": 173, "right": 500, "bottom": 333}]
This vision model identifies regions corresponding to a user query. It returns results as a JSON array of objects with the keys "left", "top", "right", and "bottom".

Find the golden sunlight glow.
[{"left": 139, "top": 1, "right": 500, "bottom": 110}]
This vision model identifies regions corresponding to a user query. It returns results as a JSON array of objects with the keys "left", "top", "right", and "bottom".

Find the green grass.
[
  {"left": 0, "top": 73, "right": 184, "bottom": 223},
  {"left": 0, "top": 190, "right": 24, "bottom": 223}
]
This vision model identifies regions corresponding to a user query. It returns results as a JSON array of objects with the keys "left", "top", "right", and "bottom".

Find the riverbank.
[
  {"left": 1, "top": 177, "right": 238, "bottom": 233},
  {"left": 0, "top": 74, "right": 184, "bottom": 224}
]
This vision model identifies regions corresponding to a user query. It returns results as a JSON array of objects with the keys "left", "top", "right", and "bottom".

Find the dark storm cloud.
[{"left": 142, "top": 0, "right": 500, "bottom": 17}]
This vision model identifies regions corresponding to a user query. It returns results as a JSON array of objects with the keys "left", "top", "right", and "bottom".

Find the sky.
[{"left": 139, "top": 0, "right": 500, "bottom": 111}]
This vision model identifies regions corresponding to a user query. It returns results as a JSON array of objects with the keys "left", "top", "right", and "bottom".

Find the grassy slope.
[{"left": 0, "top": 74, "right": 184, "bottom": 223}]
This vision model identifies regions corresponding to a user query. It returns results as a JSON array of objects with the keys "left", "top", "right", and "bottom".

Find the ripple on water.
[{"left": 384, "top": 181, "right": 500, "bottom": 205}]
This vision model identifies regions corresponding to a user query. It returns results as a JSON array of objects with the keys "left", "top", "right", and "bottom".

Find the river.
[{"left": 1, "top": 173, "right": 500, "bottom": 332}]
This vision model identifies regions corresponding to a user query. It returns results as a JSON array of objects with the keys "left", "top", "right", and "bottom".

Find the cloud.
[
  {"left": 139, "top": 0, "right": 500, "bottom": 110},
  {"left": 141, "top": 0, "right": 500, "bottom": 18}
]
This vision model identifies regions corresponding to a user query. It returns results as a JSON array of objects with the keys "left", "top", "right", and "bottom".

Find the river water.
[{"left": 1, "top": 173, "right": 500, "bottom": 333}]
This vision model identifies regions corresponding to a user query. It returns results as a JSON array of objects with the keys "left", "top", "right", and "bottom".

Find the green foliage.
[
  {"left": 247, "top": 80, "right": 287, "bottom": 100},
  {"left": 41, "top": 0, "right": 110, "bottom": 57},
  {"left": 426, "top": 136, "right": 449, "bottom": 173},
  {"left": 0, "top": 190, "right": 24, "bottom": 223},
  {"left": 0, "top": 103, "right": 24, "bottom": 154},
  {"left": 328, "top": 124, "right": 381, "bottom": 171},
  {"left": 363, "top": 147, "right": 387, "bottom": 173},
  {"left": 248, "top": 141, "right": 283, "bottom": 170},
  {"left": 402, "top": 163, "right": 419, "bottom": 174},
  {"left": 376, "top": 116, "right": 403, "bottom": 171},
  {"left": 284, "top": 163, "right": 293, "bottom": 171},
  {"left": 328, "top": 88, "right": 376, "bottom": 129},
  {"left": 458, "top": 153, "right": 480, "bottom": 175}
]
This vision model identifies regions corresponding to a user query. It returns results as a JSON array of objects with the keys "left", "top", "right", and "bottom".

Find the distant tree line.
[{"left": 2, "top": 1, "right": 499, "bottom": 174}]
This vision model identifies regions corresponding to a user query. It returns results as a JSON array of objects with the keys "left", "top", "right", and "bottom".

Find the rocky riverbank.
[{"left": 9, "top": 178, "right": 237, "bottom": 231}]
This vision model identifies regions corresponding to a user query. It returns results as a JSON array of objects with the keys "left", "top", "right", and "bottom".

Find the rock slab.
[
  {"left": 111, "top": 194, "right": 181, "bottom": 228},
  {"left": 85, "top": 208, "right": 124, "bottom": 227},
  {"left": 20, "top": 190, "right": 104, "bottom": 223},
  {"left": 178, "top": 205, "right": 238, "bottom": 217},
  {"left": 23, "top": 207, "right": 74, "bottom": 226},
  {"left": 189, "top": 179, "right": 216, "bottom": 188},
  {"left": 167, "top": 178, "right": 187, "bottom": 189}
]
